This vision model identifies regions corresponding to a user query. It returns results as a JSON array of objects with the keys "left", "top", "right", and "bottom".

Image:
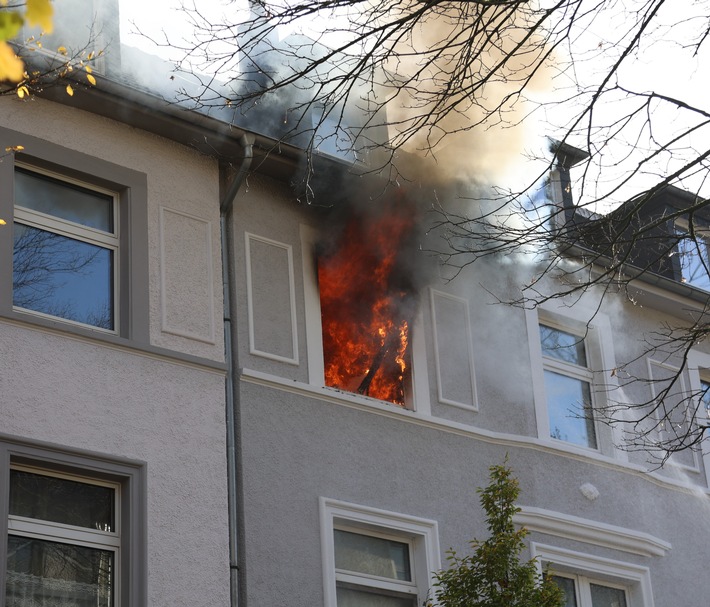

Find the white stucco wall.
[{"left": 0, "top": 96, "right": 230, "bottom": 607}]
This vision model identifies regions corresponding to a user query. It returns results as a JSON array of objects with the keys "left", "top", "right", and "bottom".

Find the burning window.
[{"left": 316, "top": 197, "right": 420, "bottom": 406}]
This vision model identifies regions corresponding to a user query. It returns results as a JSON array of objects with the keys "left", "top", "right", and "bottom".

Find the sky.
[{"left": 115, "top": 0, "right": 710, "bottom": 211}]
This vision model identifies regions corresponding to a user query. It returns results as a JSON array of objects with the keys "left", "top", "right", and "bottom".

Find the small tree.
[{"left": 428, "top": 462, "right": 563, "bottom": 607}]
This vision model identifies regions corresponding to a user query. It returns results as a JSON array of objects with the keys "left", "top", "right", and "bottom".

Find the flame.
[{"left": 318, "top": 196, "right": 417, "bottom": 406}]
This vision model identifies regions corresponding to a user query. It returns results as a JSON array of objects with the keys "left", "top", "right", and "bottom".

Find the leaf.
[
  {"left": 0, "top": 40, "right": 24, "bottom": 82},
  {"left": 16, "top": 85, "right": 28, "bottom": 98},
  {"left": 25, "top": 0, "right": 53, "bottom": 34},
  {"left": 66, "top": 83, "right": 74, "bottom": 96},
  {"left": 57, "top": 45, "right": 67, "bottom": 55},
  {"left": 0, "top": 219, "right": 6, "bottom": 226},
  {"left": 0, "top": 10, "right": 23, "bottom": 42},
  {"left": 86, "top": 73, "right": 96, "bottom": 86},
  {"left": 4, "top": 145, "right": 24, "bottom": 152}
]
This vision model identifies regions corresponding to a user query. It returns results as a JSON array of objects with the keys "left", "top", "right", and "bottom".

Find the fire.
[{"left": 318, "top": 195, "right": 418, "bottom": 406}]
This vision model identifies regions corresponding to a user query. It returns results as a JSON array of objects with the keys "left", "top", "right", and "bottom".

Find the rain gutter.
[{"left": 220, "top": 134, "right": 255, "bottom": 607}]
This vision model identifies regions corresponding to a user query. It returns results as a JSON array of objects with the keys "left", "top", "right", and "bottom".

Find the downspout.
[{"left": 220, "top": 133, "right": 255, "bottom": 607}]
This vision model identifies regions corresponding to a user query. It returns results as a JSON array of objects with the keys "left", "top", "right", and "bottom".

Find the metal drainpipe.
[{"left": 220, "top": 133, "right": 254, "bottom": 607}]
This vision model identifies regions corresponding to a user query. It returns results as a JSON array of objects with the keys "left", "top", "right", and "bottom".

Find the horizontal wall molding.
[
  {"left": 515, "top": 506, "right": 671, "bottom": 557},
  {"left": 240, "top": 367, "right": 710, "bottom": 497}
]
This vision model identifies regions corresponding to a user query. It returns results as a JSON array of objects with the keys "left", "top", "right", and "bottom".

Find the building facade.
[{"left": 2, "top": 4, "right": 710, "bottom": 607}]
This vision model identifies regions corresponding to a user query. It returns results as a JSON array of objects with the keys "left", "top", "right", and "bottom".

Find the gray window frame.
[
  {"left": 0, "top": 434, "right": 147, "bottom": 607},
  {"left": 0, "top": 126, "right": 149, "bottom": 344}
]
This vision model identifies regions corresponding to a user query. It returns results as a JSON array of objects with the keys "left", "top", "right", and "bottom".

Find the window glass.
[
  {"left": 6, "top": 535, "right": 113, "bottom": 607},
  {"left": 335, "top": 530, "right": 411, "bottom": 582},
  {"left": 544, "top": 370, "right": 597, "bottom": 448},
  {"left": 15, "top": 168, "right": 114, "bottom": 233},
  {"left": 9, "top": 470, "right": 115, "bottom": 532},
  {"left": 540, "top": 325, "right": 587, "bottom": 366},
  {"left": 701, "top": 380, "right": 710, "bottom": 422},
  {"left": 13, "top": 223, "right": 114, "bottom": 330},
  {"left": 590, "top": 583, "right": 627, "bottom": 607},
  {"left": 552, "top": 576, "right": 578, "bottom": 607},
  {"left": 336, "top": 587, "right": 415, "bottom": 607},
  {"left": 675, "top": 224, "right": 710, "bottom": 291}
]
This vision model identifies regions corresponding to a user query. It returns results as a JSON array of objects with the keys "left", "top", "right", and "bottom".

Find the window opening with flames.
[{"left": 317, "top": 195, "right": 422, "bottom": 407}]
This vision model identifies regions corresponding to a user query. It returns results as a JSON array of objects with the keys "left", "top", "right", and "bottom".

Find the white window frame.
[
  {"left": 0, "top": 434, "right": 147, "bottom": 607},
  {"left": 320, "top": 497, "right": 440, "bottom": 607},
  {"left": 13, "top": 162, "right": 120, "bottom": 333},
  {"left": 0, "top": 126, "right": 150, "bottom": 344},
  {"left": 552, "top": 571, "right": 631, "bottom": 607},
  {"left": 685, "top": 349, "right": 710, "bottom": 486},
  {"left": 531, "top": 543, "right": 654, "bottom": 607},
  {"left": 674, "top": 219, "right": 710, "bottom": 291},
  {"left": 7, "top": 464, "right": 121, "bottom": 606},
  {"left": 526, "top": 306, "right": 621, "bottom": 458}
]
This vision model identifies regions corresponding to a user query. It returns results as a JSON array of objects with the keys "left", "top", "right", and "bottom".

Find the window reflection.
[
  {"left": 13, "top": 223, "right": 114, "bottom": 330},
  {"left": 6, "top": 536, "right": 113, "bottom": 607}
]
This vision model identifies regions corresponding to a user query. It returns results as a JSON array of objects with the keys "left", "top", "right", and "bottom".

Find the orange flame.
[{"left": 318, "top": 197, "right": 417, "bottom": 406}]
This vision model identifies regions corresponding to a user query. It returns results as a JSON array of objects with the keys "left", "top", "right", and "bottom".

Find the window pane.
[
  {"left": 6, "top": 536, "right": 113, "bottom": 607},
  {"left": 335, "top": 530, "right": 411, "bottom": 581},
  {"left": 676, "top": 226, "right": 710, "bottom": 291},
  {"left": 552, "top": 576, "right": 578, "bottom": 607},
  {"left": 544, "top": 370, "right": 597, "bottom": 448},
  {"left": 13, "top": 223, "right": 114, "bottom": 330},
  {"left": 701, "top": 380, "right": 710, "bottom": 422},
  {"left": 10, "top": 470, "right": 115, "bottom": 532},
  {"left": 590, "top": 583, "right": 627, "bottom": 607},
  {"left": 540, "top": 325, "right": 587, "bottom": 366},
  {"left": 15, "top": 168, "right": 114, "bottom": 233},
  {"left": 336, "top": 586, "right": 415, "bottom": 607}
]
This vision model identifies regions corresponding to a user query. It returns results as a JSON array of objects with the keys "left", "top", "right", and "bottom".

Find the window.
[
  {"left": 674, "top": 220, "right": 710, "bottom": 291},
  {"left": 700, "top": 379, "right": 710, "bottom": 424},
  {"left": 647, "top": 359, "right": 698, "bottom": 470},
  {"left": 0, "top": 436, "right": 146, "bottom": 607},
  {"left": 553, "top": 574, "right": 628, "bottom": 607},
  {"left": 0, "top": 127, "right": 149, "bottom": 342},
  {"left": 320, "top": 498, "right": 439, "bottom": 607},
  {"left": 13, "top": 165, "right": 118, "bottom": 330},
  {"left": 531, "top": 543, "right": 653, "bottom": 607},
  {"left": 539, "top": 323, "right": 597, "bottom": 449}
]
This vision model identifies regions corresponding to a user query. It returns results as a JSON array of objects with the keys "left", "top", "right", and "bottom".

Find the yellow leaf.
[
  {"left": 66, "top": 84, "right": 74, "bottom": 96},
  {"left": 57, "top": 46, "right": 67, "bottom": 55},
  {"left": 85, "top": 65, "right": 92, "bottom": 74},
  {"left": 0, "top": 219, "right": 6, "bottom": 226},
  {"left": 25, "top": 0, "right": 54, "bottom": 34},
  {"left": 16, "top": 85, "right": 28, "bottom": 98},
  {"left": 0, "top": 40, "right": 24, "bottom": 82},
  {"left": 4, "top": 145, "right": 24, "bottom": 152},
  {"left": 86, "top": 73, "right": 96, "bottom": 86}
]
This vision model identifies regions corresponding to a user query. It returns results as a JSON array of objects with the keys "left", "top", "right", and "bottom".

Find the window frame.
[
  {"left": 0, "top": 126, "right": 149, "bottom": 344},
  {"left": 538, "top": 321, "right": 597, "bottom": 449},
  {"left": 552, "top": 572, "right": 630, "bottom": 607},
  {"left": 646, "top": 358, "right": 700, "bottom": 472},
  {"left": 531, "top": 543, "right": 653, "bottom": 607},
  {"left": 673, "top": 219, "right": 710, "bottom": 291},
  {"left": 0, "top": 434, "right": 147, "bottom": 607},
  {"left": 13, "top": 163, "right": 121, "bottom": 332},
  {"left": 526, "top": 307, "right": 621, "bottom": 458},
  {"left": 320, "top": 497, "right": 440, "bottom": 607},
  {"left": 300, "top": 224, "right": 430, "bottom": 413},
  {"left": 684, "top": 349, "right": 710, "bottom": 486}
]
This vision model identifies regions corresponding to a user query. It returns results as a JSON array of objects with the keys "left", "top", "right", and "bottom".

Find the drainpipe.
[{"left": 220, "top": 133, "right": 255, "bottom": 607}]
